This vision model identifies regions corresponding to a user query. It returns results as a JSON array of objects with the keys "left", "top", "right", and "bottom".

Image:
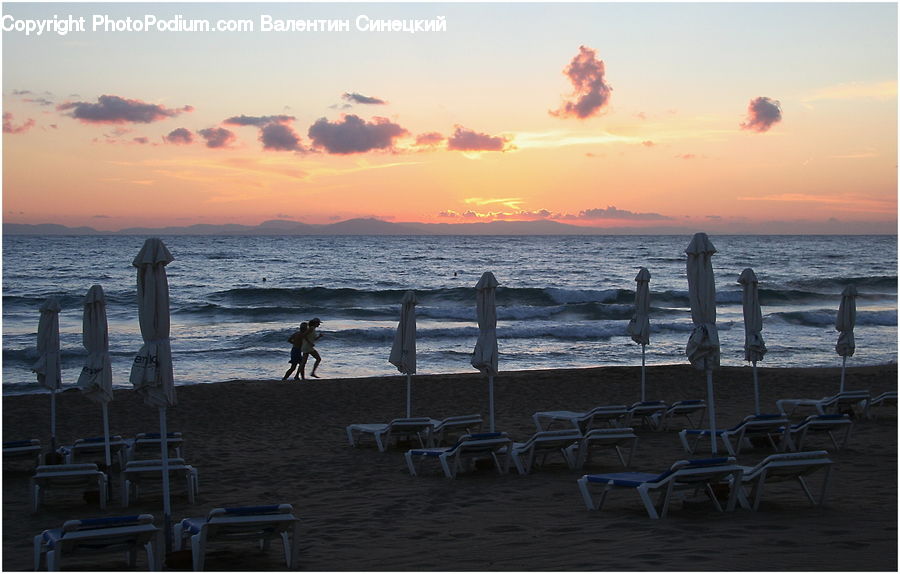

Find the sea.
[{"left": 2, "top": 234, "right": 897, "bottom": 396}]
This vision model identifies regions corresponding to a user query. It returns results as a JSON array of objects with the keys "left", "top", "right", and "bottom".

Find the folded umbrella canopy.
[
  {"left": 835, "top": 285, "right": 857, "bottom": 393},
  {"left": 77, "top": 285, "right": 114, "bottom": 468},
  {"left": 33, "top": 297, "right": 62, "bottom": 451},
  {"left": 389, "top": 290, "right": 418, "bottom": 417},
  {"left": 626, "top": 267, "right": 651, "bottom": 401},
  {"left": 130, "top": 238, "right": 176, "bottom": 555},
  {"left": 685, "top": 233, "right": 721, "bottom": 454},
  {"left": 738, "top": 268, "right": 767, "bottom": 414},
  {"left": 472, "top": 272, "right": 499, "bottom": 432}
]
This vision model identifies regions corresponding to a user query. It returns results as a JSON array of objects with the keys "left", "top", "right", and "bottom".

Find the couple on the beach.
[{"left": 283, "top": 317, "right": 323, "bottom": 380}]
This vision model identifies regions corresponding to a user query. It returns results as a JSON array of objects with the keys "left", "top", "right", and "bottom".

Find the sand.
[{"left": 3, "top": 363, "right": 897, "bottom": 571}]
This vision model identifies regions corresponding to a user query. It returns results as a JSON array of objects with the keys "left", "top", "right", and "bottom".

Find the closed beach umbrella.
[
  {"left": 130, "top": 238, "right": 176, "bottom": 553},
  {"left": 471, "top": 272, "right": 499, "bottom": 431},
  {"left": 738, "top": 268, "right": 767, "bottom": 414},
  {"left": 33, "top": 297, "right": 62, "bottom": 451},
  {"left": 626, "top": 267, "right": 651, "bottom": 401},
  {"left": 77, "top": 285, "right": 114, "bottom": 468},
  {"left": 685, "top": 233, "right": 721, "bottom": 454},
  {"left": 835, "top": 284, "right": 857, "bottom": 392},
  {"left": 389, "top": 290, "right": 417, "bottom": 417}
]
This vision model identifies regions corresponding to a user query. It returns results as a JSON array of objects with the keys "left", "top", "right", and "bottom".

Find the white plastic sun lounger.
[
  {"left": 428, "top": 414, "right": 484, "bottom": 446},
  {"left": 784, "top": 414, "right": 853, "bottom": 452},
  {"left": 577, "top": 457, "right": 743, "bottom": 519},
  {"left": 33, "top": 513, "right": 160, "bottom": 571},
  {"left": 776, "top": 390, "right": 871, "bottom": 419},
  {"left": 565, "top": 427, "right": 639, "bottom": 469},
  {"left": 4, "top": 438, "right": 42, "bottom": 467},
  {"left": 173, "top": 504, "right": 300, "bottom": 571},
  {"left": 506, "top": 429, "right": 582, "bottom": 474},
  {"left": 656, "top": 400, "right": 707, "bottom": 430},
  {"left": 624, "top": 401, "right": 669, "bottom": 429},
  {"left": 679, "top": 414, "right": 789, "bottom": 456},
  {"left": 121, "top": 458, "right": 199, "bottom": 507},
  {"left": 736, "top": 451, "right": 833, "bottom": 511},
  {"left": 532, "top": 405, "right": 629, "bottom": 433},
  {"left": 866, "top": 391, "right": 897, "bottom": 419},
  {"left": 405, "top": 432, "right": 513, "bottom": 478},
  {"left": 60, "top": 435, "right": 129, "bottom": 468},
  {"left": 31, "top": 463, "right": 109, "bottom": 512},
  {"left": 128, "top": 432, "right": 184, "bottom": 462},
  {"left": 346, "top": 417, "right": 434, "bottom": 452}
]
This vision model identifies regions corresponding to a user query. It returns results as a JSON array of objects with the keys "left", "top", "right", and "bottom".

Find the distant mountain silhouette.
[{"left": 4, "top": 218, "right": 636, "bottom": 236}]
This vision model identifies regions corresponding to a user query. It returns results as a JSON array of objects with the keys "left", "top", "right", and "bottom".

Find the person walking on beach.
[
  {"left": 282, "top": 322, "right": 308, "bottom": 380},
  {"left": 301, "top": 317, "right": 323, "bottom": 378}
]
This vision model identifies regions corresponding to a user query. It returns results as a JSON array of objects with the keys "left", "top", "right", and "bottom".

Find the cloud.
[
  {"left": 24, "top": 97, "right": 54, "bottom": 107},
  {"left": 415, "top": 132, "right": 445, "bottom": 147},
  {"left": 740, "top": 96, "right": 782, "bottom": 133},
  {"left": 223, "top": 114, "right": 295, "bottom": 127},
  {"left": 342, "top": 92, "right": 388, "bottom": 105},
  {"left": 576, "top": 206, "right": 671, "bottom": 221},
  {"left": 307, "top": 114, "right": 408, "bottom": 154},
  {"left": 551, "top": 45, "right": 613, "bottom": 119},
  {"left": 57, "top": 95, "right": 193, "bottom": 124},
  {"left": 260, "top": 122, "right": 304, "bottom": 151},
  {"left": 447, "top": 126, "right": 511, "bottom": 152},
  {"left": 133, "top": 137, "right": 150, "bottom": 145},
  {"left": 198, "top": 127, "right": 237, "bottom": 149},
  {"left": 223, "top": 115, "right": 306, "bottom": 151},
  {"left": 3, "top": 112, "right": 35, "bottom": 134},
  {"left": 165, "top": 128, "right": 194, "bottom": 145}
]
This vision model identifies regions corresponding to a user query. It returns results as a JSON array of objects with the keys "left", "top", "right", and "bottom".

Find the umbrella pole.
[
  {"left": 159, "top": 406, "right": 172, "bottom": 557},
  {"left": 706, "top": 368, "right": 717, "bottom": 455},
  {"left": 840, "top": 356, "right": 847, "bottom": 393},
  {"left": 752, "top": 361, "right": 760, "bottom": 415},
  {"left": 102, "top": 403, "right": 112, "bottom": 468},
  {"left": 488, "top": 375, "right": 495, "bottom": 432},
  {"left": 641, "top": 345, "right": 646, "bottom": 402},
  {"left": 406, "top": 374, "right": 412, "bottom": 418},
  {"left": 50, "top": 389, "right": 57, "bottom": 452}
]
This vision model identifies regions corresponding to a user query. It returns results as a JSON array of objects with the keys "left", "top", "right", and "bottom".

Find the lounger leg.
[
  {"left": 374, "top": 432, "right": 386, "bottom": 453},
  {"left": 797, "top": 476, "right": 816, "bottom": 505},
  {"left": 99, "top": 476, "right": 108, "bottom": 510},
  {"left": 404, "top": 452, "right": 418, "bottom": 476},
  {"left": 439, "top": 455, "right": 454, "bottom": 479},
  {"left": 819, "top": 466, "right": 832, "bottom": 506},
  {"left": 639, "top": 485, "right": 661, "bottom": 519},
  {"left": 577, "top": 477, "right": 595, "bottom": 510},
  {"left": 511, "top": 451, "right": 526, "bottom": 475},
  {"left": 46, "top": 549, "right": 58, "bottom": 572},
  {"left": 345, "top": 427, "right": 356, "bottom": 447},
  {"left": 289, "top": 521, "right": 301, "bottom": 569},
  {"left": 625, "top": 438, "right": 637, "bottom": 468},
  {"left": 192, "top": 531, "right": 208, "bottom": 571},
  {"left": 173, "top": 523, "right": 184, "bottom": 551},
  {"left": 31, "top": 483, "right": 40, "bottom": 513},
  {"left": 678, "top": 430, "right": 692, "bottom": 454},
  {"left": 33, "top": 534, "right": 44, "bottom": 571},
  {"left": 752, "top": 471, "right": 768, "bottom": 511}
]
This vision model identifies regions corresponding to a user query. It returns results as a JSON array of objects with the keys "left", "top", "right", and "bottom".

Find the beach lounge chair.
[
  {"left": 60, "top": 435, "right": 129, "bottom": 468},
  {"left": 532, "top": 405, "right": 629, "bottom": 433},
  {"left": 33, "top": 514, "right": 160, "bottom": 571},
  {"left": 656, "top": 400, "right": 707, "bottom": 430},
  {"left": 678, "top": 414, "right": 789, "bottom": 456},
  {"left": 736, "top": 451, "right": 833, "bottom": 511},
  {"left": 345, "top": 417, "right": 434, "bottom": 452},
  {"left": 506, "top": 429, "right": 582, "bottom": 474},
  {"left": 121, "top": 458, "right": 199, "bottom": 507},
  {"left": 405, "top": 432, "right": 514, "bottom": 478},
  {"left": 173, "top": 504, "right": 300, "bottom": 571},
  {"left": 4, "top": 438, "right": 42, "bottom": 467},
  {"left": 865, "top": 391, "right": 897, "bottom": 419},
  {"left": 776, "top": 390, "right": 871, "bottom": 419},
  {"left": 577, "top": 457, "right": 743, "bottom": 519},
  {"left": 784, "top": 414, "right": 853, "bottom": 452},
  {"left": 565, "top": 427, "right": 639, "bottom": 469},
  {"left": 128, "top": 432, "right": 183, "bottom": 461},
  {"left": 624, "top": 401, "right": 669, "bottom": 429},
  {"left": 31, "top": 463, "right": 108, "bottom": 512},
  {"left": 428, "top": 414, "right": 483, "bottom": 446}
]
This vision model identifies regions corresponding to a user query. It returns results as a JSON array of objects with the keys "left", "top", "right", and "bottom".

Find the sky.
[{"left": 2, "top": 1, "right": 898, "bottom": 233}]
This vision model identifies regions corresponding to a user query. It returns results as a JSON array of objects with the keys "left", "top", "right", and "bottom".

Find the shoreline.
[{"left": 4, "top": 363, "right": 897, "bottom": 571}]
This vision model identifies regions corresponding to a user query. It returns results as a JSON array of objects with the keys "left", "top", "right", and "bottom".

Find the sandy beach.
[{"left": 3, "top": 363, "right": 897, "bottom": 571}]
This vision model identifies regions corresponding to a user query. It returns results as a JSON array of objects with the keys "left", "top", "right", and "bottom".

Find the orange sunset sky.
[{"left": 2, "top": 2, "right": 897, "bottom": 233}]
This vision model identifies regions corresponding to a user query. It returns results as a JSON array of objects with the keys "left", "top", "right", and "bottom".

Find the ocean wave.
[{"left": 769, "top": 309, "right": 897, "bottom": 328}]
